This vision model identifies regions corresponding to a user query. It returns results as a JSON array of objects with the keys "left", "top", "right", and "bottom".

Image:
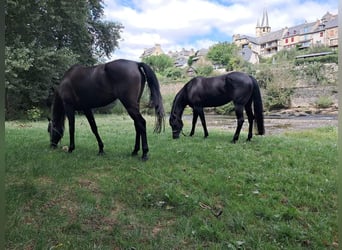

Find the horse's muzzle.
[{"left": 172, "top": 132, "right": 180, "bottom": 139}]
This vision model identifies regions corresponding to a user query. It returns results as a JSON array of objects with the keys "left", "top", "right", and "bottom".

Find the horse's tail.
[
  {"left": 250, "top": 76, "right": 265, "bottom": 135},
  {"left": 138, "top": 62, "right": 165, "bottom": 133}
]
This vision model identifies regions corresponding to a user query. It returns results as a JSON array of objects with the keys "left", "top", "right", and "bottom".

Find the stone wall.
[
  {"left": 295, "top": 63, "right": 338, "bottom": 87},
  {"left": 291, "top": 63, "right": 338, "bottom": 108},
  {"left": 291, "top": 85, "right": 338, "bottom": 108}
]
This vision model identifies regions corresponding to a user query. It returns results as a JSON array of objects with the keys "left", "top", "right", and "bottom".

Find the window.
[
  {"left": 291, "top": 37, "right": 294, "bottom": 42},
  {"left": 320, "top": 32, "right": 323, "bottom": 37},
  {"left": 285, "top": 38, "right": 288, "bottom": 43}
]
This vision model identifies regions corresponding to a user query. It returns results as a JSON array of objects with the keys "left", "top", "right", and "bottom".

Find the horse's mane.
[{"left": 171, "top": 85, "right": 188, "bottom": 118}]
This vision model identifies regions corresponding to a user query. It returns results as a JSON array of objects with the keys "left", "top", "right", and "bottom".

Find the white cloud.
[{"left": 103, "top": 0, "right": 338, "bottom": 61}]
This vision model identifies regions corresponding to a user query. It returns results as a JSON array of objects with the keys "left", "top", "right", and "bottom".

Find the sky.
[{"left": 103, "top": 0, "right": 338, "bottom": 61}]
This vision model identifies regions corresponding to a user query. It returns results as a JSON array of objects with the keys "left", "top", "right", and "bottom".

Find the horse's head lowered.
[
  {"left": 47, "top": 118, "right": 64, "bottom": 148},
  {"left": 169, "top": 114, "right": 183, "bottom": 139}
]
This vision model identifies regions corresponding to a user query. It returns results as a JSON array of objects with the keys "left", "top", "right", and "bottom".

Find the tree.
[
  {"left": 206, "top": 42, "right": 242, "bottom": 71},
  {"left": 5, "top": 0, "right": 123, "bottom": 119},
  {"left": 142, "top": 55, "right": 174, "bottom": 74}
]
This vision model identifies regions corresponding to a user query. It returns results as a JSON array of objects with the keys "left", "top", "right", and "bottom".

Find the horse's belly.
[
  {"left": 193, "top": 95, "right": 231, "bottom": 107},
  {"left": 75, "top": 95, "right": 116, "bottom": 110}
]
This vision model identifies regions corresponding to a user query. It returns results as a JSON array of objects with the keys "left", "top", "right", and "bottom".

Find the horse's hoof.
[
  {"left": 131, "top": 151, "right": 138, "bottom": 156},
  {"left": 141, "top": 155, "right": 148, "bottom": 161},
  {"left": 98, "top": 151, "right": 105, "bottom": 156}
]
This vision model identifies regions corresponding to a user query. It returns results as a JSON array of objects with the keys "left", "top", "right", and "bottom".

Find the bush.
[
  {"left": 196, "top": 65, "right": 214, "bottom": 76},
  {"left": 264, "top": 86, "right": 293, "bottom": 110},
  {"left": 295, "top": 54, "right": 338, "bottom": 65},
  {"left": 214, "top": 102, "right": 235, "bottom": 115},
  {"left": 295, "top": 62, "right": 327, "bottom": 85},
  {"left": 164, "top": 67, "right": 183, "bottom": 80},
  {"left": 255, "top": 63, "right": 296, "bottom": 111},
  {"left": 27, "top": 106, "right": 43, "bottom": 121},
  {"left": 315, "top": 96, "right": 333, "bottom": 108}
]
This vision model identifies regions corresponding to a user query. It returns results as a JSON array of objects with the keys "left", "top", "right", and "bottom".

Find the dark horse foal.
[
  {"left": 48, "top": 59, "right": 164, "bottom": 160},
  {"left": 169, "top": 71, "right": 264, "bottom": 142}
]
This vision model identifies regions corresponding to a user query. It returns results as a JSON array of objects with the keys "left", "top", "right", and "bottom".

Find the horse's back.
[
  {"left": 57, "top": 59, "right": 142, "bottom": 109},
  {"left": 105, "top": 59, "right": 141, "bottom": 80},
  {"left": 185, "top": 71, "right": 253, "bottom": 107}
]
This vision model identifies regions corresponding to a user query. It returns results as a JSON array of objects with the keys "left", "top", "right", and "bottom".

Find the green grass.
[{"left": 5, "top": 115, "right": 338, "bottom": 249}]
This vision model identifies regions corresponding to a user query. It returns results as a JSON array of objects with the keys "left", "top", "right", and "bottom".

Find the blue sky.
[{"left": 103, "top": 0, "right": 338, "bottom": 61}]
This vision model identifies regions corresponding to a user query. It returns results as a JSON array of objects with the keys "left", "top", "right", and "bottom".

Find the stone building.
[
  {"left": 140, "top": 45, "right": 209, "bottom": 68},
  {"left": 140, "top": 44, "right": 164, "bottom": 58},
  {"left": 233, "top": 10, "right": 338, "bottom": 63}
]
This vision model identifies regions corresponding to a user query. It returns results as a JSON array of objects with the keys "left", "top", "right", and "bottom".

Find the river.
[{"left": 182, "top": 114, "right": 338, "bottom": 135}]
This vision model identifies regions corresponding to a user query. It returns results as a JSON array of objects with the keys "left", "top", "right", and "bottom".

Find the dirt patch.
[{"left": 160, "top": 83, "right": 184, "bottom": 95}]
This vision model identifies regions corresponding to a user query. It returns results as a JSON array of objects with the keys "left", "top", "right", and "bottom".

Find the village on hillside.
[{"left": 140, "top": 10, "right": 338, "bottom": 66}]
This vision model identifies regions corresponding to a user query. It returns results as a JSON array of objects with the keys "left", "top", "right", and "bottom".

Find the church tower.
[{"left": 256, "top": 9, "right": 271, "bottom": 37}]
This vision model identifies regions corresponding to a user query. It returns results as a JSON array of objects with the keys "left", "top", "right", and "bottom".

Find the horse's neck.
[
  {"left": 172, "top": 89, "right": 187, "bottom": 118},
  {"left": 52, "top": 92, "right": 65, "bottom": 127}
]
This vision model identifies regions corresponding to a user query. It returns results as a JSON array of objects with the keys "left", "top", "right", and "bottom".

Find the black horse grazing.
[
  {"left": 48, "top": 59, "right": 165, "bottom": 160},
  {"left": 169, "top": 71, "right": 264, "bottom": 142}
]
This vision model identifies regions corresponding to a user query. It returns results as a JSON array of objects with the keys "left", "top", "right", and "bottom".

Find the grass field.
[{"left": 5, "top": 115, "right": 338, "bottom": 249}]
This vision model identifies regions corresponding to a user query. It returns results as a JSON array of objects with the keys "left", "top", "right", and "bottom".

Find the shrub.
[
  {"left": 264, "top": 86, "right": 293, "bottom": 110},
  {"left": 315, "top": 96, "right": 333, "bottom": 108},
  {"left": 296, "top": 62, "right": 327, "bottom": 85},
  {"left": 295, "top": 53, "right": 338, "bottom": 65},
  {"left": 165, "top": 67, "right": 183, "bottom": 80},
  {"left": 214, "top": 102, "right": 235, "bottom": 115},
  {"left": 196, "top": 64, "right": 214, "bottom": 76},
  {"left": 26, "top": 106, "right": 43, "bottom": 121},
  {"left": 255, "top": 63, "right": 296, "bottom": 111}
]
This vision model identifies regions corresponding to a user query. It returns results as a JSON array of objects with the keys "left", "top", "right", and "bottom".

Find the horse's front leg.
[
  {"left": 190, "top": 109, "right": 199, "bottom": 136},
  {"left": 232, "top": 104, "right": 244, "bottom": 143},
  {"left": 84, "top": 110, "right": 104, "bottom": 155},
  {"left": 65, "top": 106, "right": 75, "bottom": 152}
]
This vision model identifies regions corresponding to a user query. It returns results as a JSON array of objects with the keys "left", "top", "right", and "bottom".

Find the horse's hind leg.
[
  {"left": 232, "top": 104, "right": 244, "bottom": 143},
  {"left": 133, "top": 114, "right": 148, "bottom": 160},
  {"left": 244, "top": 101, "right": 254, "bottom": 141},
  {"left": 123, "top": 103, "right": 148, "bottom": 160},
  {"left": 132, "top": 120, "right": 141, "bottom": 156},
  {"left": 198, "top": 108, "right": 209, "bottom": 138},
  {"left": 84, "top": 110, "right": 104, "bottom": 154}
]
